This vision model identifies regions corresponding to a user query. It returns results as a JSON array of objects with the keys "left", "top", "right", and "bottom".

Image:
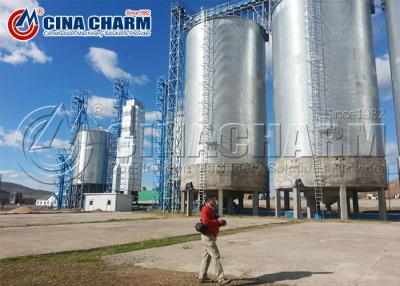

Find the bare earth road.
[
  {"left": 0, "top": 212, "right": 284, "bottom": 259},
  {"left": 106, "top": 221, "right": 400, "bottom": 286}
]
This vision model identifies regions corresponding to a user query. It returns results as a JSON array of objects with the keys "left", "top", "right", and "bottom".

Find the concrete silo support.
[
  {"left": 347, "top": 196, "right": 351, "bottom": 216},
  {"left": 181, "top": 191, "right": 186, "bottom": 213},
  {"left": 352, "top": 191, "right": 359, "bottom": 214},
  {"left": 284, "top": 191, "right": 290, "bottom": 210},
  {"left": 378, "top": 189, "right": 387, "bottom": 221},
  {"left": 239, "top": 195, "right": 244, "bottom": 209},
  {"left": 306, "top": 196, "right": 316, "bottom": 219},
  {"left": 265, "top": 190, "right": 271, "bottom": 210},
  {"left": 186, "top": 189, "right": 193, "bottom": 217},
  {"left": 293, "top": 188, "right": 301, "bottom": 219},
  {"left": 275, "top": 190, "right": 281, "bottom": 217},
  {"left": 252, "top": 191, "right": 259, "bottom": 216},
  {"left": 218, "top": 189, "right": 224, "bottom": 217},
  {"left": 339, "top": 186, "right": 348, "bottom": 221},
  {"left": 227, "top": 193, "right": 234, "bottom": 215}
]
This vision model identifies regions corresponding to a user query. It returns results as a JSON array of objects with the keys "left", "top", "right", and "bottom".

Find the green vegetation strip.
[
  {"left": 0, "top": 217, "right": 163, "bottom": 229},
  {"left": 0, "top": 221, "right": 299, "bottom": 266}
]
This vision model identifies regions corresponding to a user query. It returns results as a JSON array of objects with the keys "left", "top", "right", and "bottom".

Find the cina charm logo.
[
  {"left": 8, "top": 8, "right": 44, "bottom": 41},
  {"left": 7, "top": 7, "right": 152, "bottom": 39}
]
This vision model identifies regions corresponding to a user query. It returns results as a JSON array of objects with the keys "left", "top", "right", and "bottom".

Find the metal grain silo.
[
  {"left": 385, "top": 0, "right": 400, "bottom": 163},
  {"left": 181, "top": 16, "right": 267, "bottom": 216},
  {"left": 272, "top": 0, "right": 387, "bottom": 219},
  {"left": 72, "top": 129, "right": 110, "bottom": 207}
]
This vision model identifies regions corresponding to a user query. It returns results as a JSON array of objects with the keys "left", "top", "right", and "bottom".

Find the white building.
[
  {"left": 112, "top": 99, "right": 144, "bottom": 199},
  {"left": 36, "top": 194, "right": 57, "bottom": 208},
  {"left": 83, "top": 193, "right": 133, "bottom": 212}
]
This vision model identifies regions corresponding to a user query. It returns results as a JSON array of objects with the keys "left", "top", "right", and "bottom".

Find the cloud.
[
  {"left": 0, "top": 0, "right": 52, "bottom": 64},
  {"left": 0, "top": 127, "right": 23, "bottom": 147},
  {"left": 380, "top": 90, "right": 393, "bottom": 102},
  {"left": 87, "top": 95, "right": 116, "bottom": 118},
  {"left": 48, "top": 138, "right": 70, "bottom": 149},
  {"left": 143, "top": 139, "right": 152, "bottom": 148},
  {"left": 145, "top": 111, "right": 160, "bottom": 122},
  {"left": 376, "top": 54, "right": 392, "bottom": 90},
  {"left": 0, "top": 169, "right": 25, "bottom": 179},
  {"left": 144, "top": 127, "right": 160, "bottom": 137},
  {"left": 86, "top": 47, "right": 149, "bottom": 85},
  {"left": 386, "top": 141, "right": 398, "bottom": 157},
  {"left": 132, "top": 74, "right": 150, "bottom": 86}
]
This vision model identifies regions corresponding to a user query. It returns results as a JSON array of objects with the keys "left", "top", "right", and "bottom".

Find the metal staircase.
[
  {"left": 305, "top": 0, "right": 327, "bottom": 216},
  {"left": 198, "top": 10, "right": 216, "bottom": 208}
]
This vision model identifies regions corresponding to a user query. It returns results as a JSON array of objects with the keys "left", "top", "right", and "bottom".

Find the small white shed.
[{"left": 83, "top": 193, "right": 133, "bottom": 212}]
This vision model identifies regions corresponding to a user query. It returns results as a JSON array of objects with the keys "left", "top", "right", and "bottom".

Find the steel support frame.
[
  {"left": 57, "top": 90, "right": 88, "bottom": 208},
  {"left": 155, "top": 76, "right": 168, "bottom": 209}
]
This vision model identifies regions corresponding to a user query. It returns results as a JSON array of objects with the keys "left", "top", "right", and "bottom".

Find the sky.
[{"left": 0, "top": 0, "right": 398, "bottom": 192}]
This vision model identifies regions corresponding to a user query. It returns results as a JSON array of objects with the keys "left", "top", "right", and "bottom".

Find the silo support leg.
[
  {"left": 186, "top": 189, "right": 193, "bottom": 217},
  {"left": 239, "top": 194, "right": 244, "bottom": 209},
  {"left": 227, "top": 193, "right": 233, "bottom": 215},
  {"left": 306, "top": 196, "right": 316, "bottom": 219},
  {"left": 218, "top": 189, "right": 224, "bottom": 217},
  {"left": 352, "top": 191, "right": 359, "bottom": 214},
  {"left": 181, "top": 191, "right": 186, "bottom": 213},
  {"left": 275, "top": 190, "right": 281, "bottom": 217},
  {"left": 265, "top": 190, "right": 270, "bottom": 210},
  {"left": 347, "top": 196, "right": 351, "bottom": 215},
  {"left": 252, "top": 191, "right": 259, "bottom": 216},
  {"left": 284, "top": 191, "right": 290, "bottom": 210},
  {"left": 378, "top": 189, "right": 387, "bottom": 221},
  {"left": 293, "top": 187, "right": 301, "bottom": 219},
  {"left": 339, "top": 186, "right": 348, "bottom": 221}
]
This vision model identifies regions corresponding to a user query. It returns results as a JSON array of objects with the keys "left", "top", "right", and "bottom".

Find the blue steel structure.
[
  {"left": 155, "top": 76, "right": 168, "bottom": 208},
  {"left": 157, "top": 0, "right": 272, "bottom": 212},
  {"left": 106, "top": 78, "right": 130, "bottom": 193},
  {"left": 57, "top": 90, "right": 88, "bottom": 208}
]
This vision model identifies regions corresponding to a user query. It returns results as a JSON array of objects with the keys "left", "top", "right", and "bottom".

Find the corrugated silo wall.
[{"left": 272, "top": 0, "right": 387, "bottom": 190}]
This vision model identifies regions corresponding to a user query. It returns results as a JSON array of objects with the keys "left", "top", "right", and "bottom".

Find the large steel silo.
[
  {"left": 72, "top": 129, "right": 110, "bottom": 207},
  {"left": 272, "top": 0, "right": 387, "bottom": 219},
  {"left": 181, "top": 16, "right": 267, "bottom": 215},
  {"left": 384, "top": 0, "right": 400, "bottom": 167}
]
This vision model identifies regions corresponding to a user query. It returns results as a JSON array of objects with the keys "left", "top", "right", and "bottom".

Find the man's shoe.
[
  {"left": 198, "top": 277, "right": 214, "bottom": 283},
  {"left": 218, "top": 278, "right": 232, "bottom": 286}
]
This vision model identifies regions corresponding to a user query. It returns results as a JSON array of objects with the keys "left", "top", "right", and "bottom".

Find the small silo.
[
  {"left": 272, "top": 0, "right": 387, "bottom": 219},
  {"left": 384, "top": 0, "right": 400, "bottom": 168},
  {"left": 72, "top": 129, "right": 110, "bottom": 207},
  {"left": 181, "top": 16, "right": 267, "bottom": 216}
]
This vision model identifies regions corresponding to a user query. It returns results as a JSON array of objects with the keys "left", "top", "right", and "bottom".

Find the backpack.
[{"left": 195, "top": 222, "right": 207, "bottom": 234}]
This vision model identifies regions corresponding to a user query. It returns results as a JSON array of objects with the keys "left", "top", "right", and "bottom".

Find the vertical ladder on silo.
[
  {"left": 305, "top": 0, "right": 327, "bottom": 216},
  {"left": 198, "top": 9, "right": 216, "bottom": 209}
]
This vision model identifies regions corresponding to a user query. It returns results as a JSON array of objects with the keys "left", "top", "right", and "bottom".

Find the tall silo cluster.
[
  {"left": 70, "top": 99, "right": 144, "bottom": 209},
  {"left": 175, "top": 0, "right": 400, "bottom": 220}
]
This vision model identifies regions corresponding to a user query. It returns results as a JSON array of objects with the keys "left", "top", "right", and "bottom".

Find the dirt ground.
[
  {"left": 106, "top": 221, "right": 400, "bottom": 286},
  {"left": 0, "top": 260, "right": 283, "bottom": 286},
  {"left": 0, "top": 214, "right": 285, "bottom": 259}
]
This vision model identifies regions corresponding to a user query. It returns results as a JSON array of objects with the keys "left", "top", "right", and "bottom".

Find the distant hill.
[{"left": 0, "top": 181, "right": 53, "bottom": 199}]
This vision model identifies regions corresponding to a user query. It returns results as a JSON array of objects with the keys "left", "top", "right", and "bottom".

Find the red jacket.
[{"left": 200, "top": 204, "right": 220, "bottom": 237}]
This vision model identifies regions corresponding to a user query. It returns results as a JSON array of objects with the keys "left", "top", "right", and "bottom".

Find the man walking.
[{"left": 199, "top": 195, "right": 231, "bottom": 285}]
